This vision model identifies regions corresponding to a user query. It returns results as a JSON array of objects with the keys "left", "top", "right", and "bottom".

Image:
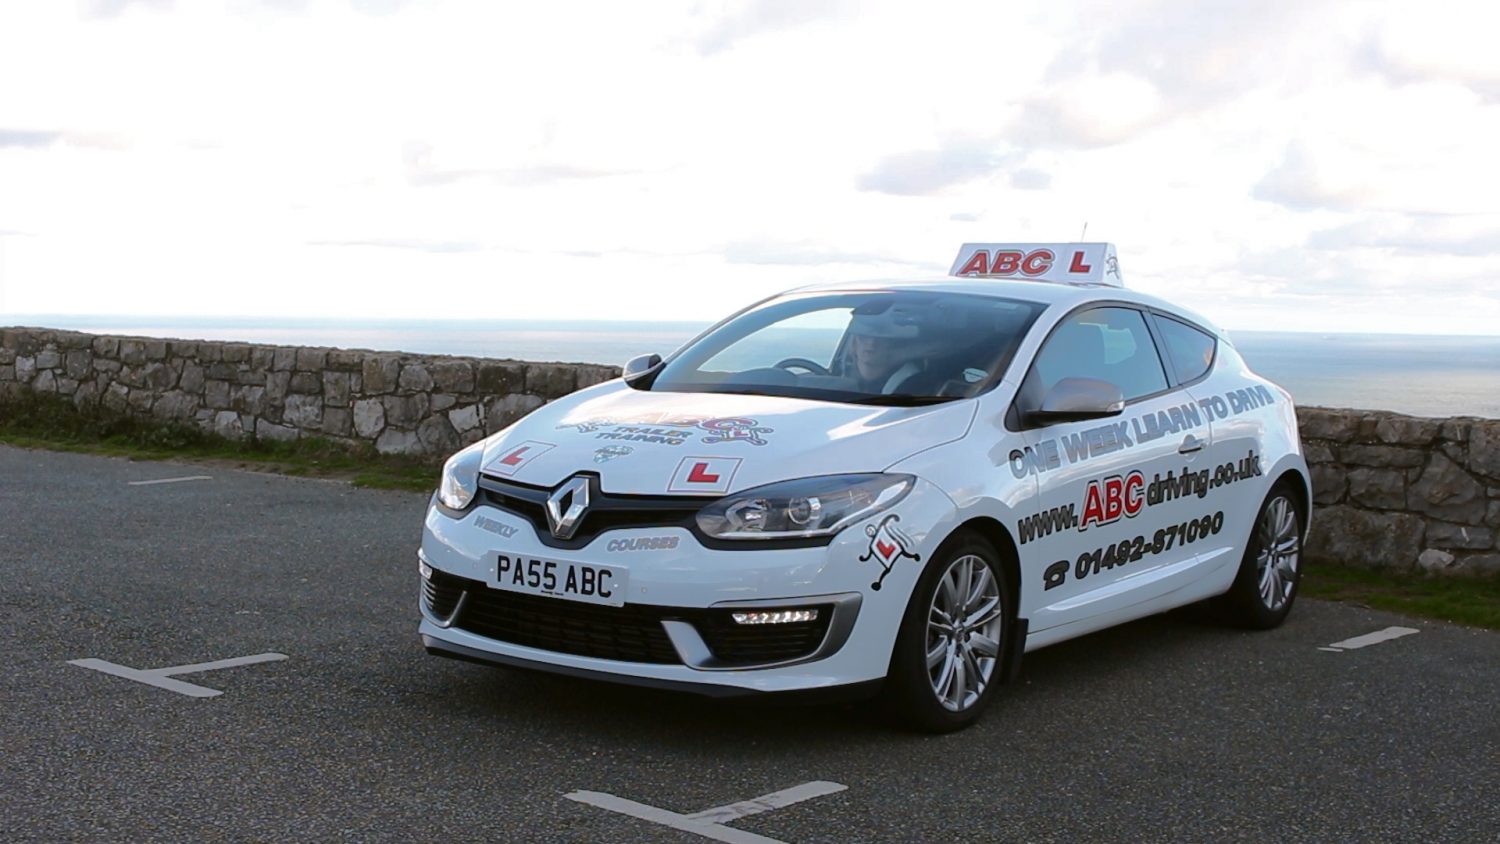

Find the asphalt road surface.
[{"left": 2, "top": 445, "right": 1496, "bottom": 843}]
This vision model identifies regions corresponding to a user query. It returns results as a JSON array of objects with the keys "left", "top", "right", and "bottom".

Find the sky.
[{"left": 1, "top": 0, "right": 1498, "bottom": 334}]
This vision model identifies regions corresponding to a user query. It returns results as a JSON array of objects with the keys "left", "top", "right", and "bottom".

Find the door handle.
[{"left": 1178, "top": 435, "right": 1206, "bottom": 454}]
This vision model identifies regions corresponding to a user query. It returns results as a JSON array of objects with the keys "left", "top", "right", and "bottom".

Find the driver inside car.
[{"left": 845, "top": 302, "right": 945, "bottom": 394}]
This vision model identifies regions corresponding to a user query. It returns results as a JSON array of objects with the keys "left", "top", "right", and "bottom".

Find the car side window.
[
  {"left": 1030, "top": 306, "right": 1169, "bottom": 401},
  {"left": 1154, "top": 315, "right": 1217, "bottom": 384}
]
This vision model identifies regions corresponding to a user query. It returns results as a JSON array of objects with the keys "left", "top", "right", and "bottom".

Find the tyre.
[
  {"left": 883, "top": 531, "right": 1010, "bottom": 732},
  {"left": 1218, "top": 483, "right": 1305, "bottom": 629}
]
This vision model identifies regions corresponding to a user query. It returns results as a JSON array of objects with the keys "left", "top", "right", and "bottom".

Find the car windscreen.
[{"left": 642, "top": 291, "right": 1046, "bottom": 406}]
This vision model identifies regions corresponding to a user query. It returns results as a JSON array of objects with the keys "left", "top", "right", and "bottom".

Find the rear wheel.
[
  {"left": 884, "top": 532, "right": 1010, "bottom": 732},
  {"left": 1218, "top": 483, "right": 1304, "bottom": 629}
]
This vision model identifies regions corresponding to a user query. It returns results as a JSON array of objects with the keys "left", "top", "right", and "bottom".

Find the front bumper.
[{"left": 417, "top": 478, "right": 959, "bottom": 695}]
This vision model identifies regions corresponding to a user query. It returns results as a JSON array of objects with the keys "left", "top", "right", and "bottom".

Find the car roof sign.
[{"left": 949, "top": 242, "right": 1124, "bottom": 288}]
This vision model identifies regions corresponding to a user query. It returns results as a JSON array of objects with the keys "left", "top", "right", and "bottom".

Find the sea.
[{"left": 8, "top": 315, "right": 1499, "bottom": 420}]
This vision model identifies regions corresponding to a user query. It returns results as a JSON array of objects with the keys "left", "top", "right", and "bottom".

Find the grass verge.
[
  {"left": 1301, "top": 562, "right": 1500, "bottom": 631},
  {"left": 0, "top": 392, "right": 438, "bottom": 493}
]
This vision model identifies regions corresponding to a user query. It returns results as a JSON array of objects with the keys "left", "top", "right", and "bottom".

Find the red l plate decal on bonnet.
[
  {"left": 484, "top": 441, "right": 555, "bottom": 476},
  {"left": 668, "top": 456, "right": 742, "bottom": 494},
  {"left": 686, "top": 462, "right": 720, "bottom": 483}
]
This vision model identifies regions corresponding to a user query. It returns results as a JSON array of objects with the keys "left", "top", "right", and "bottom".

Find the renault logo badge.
[{"left": 545, "top": 476, "right": 591, "bottom": 540}]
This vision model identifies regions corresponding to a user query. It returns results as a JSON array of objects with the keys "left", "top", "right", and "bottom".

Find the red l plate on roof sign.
[{"left": 949, "top": 242, "right": 1122, "bottom": 287}]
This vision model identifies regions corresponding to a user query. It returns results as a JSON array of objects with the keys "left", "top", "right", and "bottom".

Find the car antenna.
[{"left": 1079, "top": 222, "right": 1088, "bottom": 241}]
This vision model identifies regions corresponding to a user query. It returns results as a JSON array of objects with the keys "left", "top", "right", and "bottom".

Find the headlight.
[
  {"left": 437, "top": 441, "right": 485, "bottom": 510},
  {"left": 696, "top": 473, "right": 913, "bottom": 540}
]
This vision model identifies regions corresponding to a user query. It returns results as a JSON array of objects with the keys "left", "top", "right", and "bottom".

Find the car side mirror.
[
  {"left": 622, "top": 353, "right": 662, "bottom": 387},
  {"left": 1027, "top": 377, "right": 1125, "bottom": 425}
]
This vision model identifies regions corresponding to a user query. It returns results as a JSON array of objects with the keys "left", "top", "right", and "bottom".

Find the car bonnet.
[{"left": 479, "top": 382, "right": 978, "bottom": 495}]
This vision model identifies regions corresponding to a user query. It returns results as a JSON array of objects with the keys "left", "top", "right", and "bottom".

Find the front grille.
[
  {"left": 425, "top": 568, "right": 834, "bottom": 668},
  {"left": 435, "top": 571, "right": 681, "bottom": 664},
  {"left": 422, "top": 569, "right": 465, "bottom": 618},
  {"left": 478, "top": 474, "right": 705, "bottom": 549},
  {"left": 696, "top": 609, "right": 833, "bottom": 665}
]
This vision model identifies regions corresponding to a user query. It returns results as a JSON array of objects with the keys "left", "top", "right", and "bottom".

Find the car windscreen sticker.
[
  {"left": 484, "top": 440, "right": 555, "bottom": 476},
  {"left": 667, "top": 456, "right": 742, "bottom": 493}
]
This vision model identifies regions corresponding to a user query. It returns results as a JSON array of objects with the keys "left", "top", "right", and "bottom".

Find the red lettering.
[
  {"left": 500, "top": 446, "right": 529, "bottom": 466},
  {"left": 1103, "top": 477, "right": 1125, "bottom": 522},
  {"left": 1068, "top": 250, "right": 1093, "bottom": 274},
  {"left": 957, "top": 251, "right": 989, "bottom": 275},
  {"left": 1124, "top": 471, "right": 1145, "bottom": 516},
  {"left": 686, "top": 462, "right": 720, "bottom": 483},
  {"left": 992, "top": 250, "right": 1023, "bottom": 274},
  {"left": 1021, "top": 249, "right": 1054, "bottom": 275},
  {"left": 1081, "top": 482, "right": 1105, "bottom": 528}
]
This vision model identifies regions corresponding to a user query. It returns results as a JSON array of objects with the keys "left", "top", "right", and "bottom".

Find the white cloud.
[{"left": 0, "top": 0, "right": 1496, "bottom": 334}]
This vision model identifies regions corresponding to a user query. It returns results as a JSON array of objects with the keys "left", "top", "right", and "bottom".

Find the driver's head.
[{"left": 848, "top": 302, "right": 924, "bottom": 383}]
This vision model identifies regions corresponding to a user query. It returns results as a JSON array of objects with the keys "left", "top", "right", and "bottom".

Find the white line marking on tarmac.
[
  {"left": 686, "top": 781, "right": 848, "bottom": 824},
  {"left": 68, "top": 652, "right": 287, "bottom": 697},
  {"left": 1321, "top": 626, "right": 1420, "bottom": 652},
  {"left": 128, "top": 475, "right": 213, "bottom": 486},
  {"left": 566, "top": 780, "right": 846, "bottom": 844}
]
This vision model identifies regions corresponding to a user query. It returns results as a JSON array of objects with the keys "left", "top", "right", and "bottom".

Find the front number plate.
[{"left": 492, "top": 553, "right": 627, "bottom": 607}]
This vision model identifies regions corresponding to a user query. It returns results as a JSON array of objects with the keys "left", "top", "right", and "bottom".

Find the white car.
[{"left": 418, "top": 242, "right": 1310, "bottom": 731}]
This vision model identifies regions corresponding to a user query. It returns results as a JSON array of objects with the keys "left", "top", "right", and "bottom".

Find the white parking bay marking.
[
  {"left": 68, "top": 652, "right": 288, "bottom": 698},
  {"left": 566, "top": 780, "right": 847, "bottom": 844},
  {"left": 127, "top": 475, "right": 213, "bottom": 486},
  {"left": 686, "top": 781, "right": 848, "bottom": 824},
  {"left": 1321, "top": 626, "right": 1420, "bottom": 652}
]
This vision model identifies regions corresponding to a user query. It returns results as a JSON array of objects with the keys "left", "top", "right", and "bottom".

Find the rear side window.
[
  {"left": 1030, "top": 306, "right": 1169, "bottom": 401},
  {"left": 1155, "top": 315, "right": 1218, "bottom": 384}
]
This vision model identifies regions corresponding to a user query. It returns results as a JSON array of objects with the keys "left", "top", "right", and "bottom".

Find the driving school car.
[{"left": 418, "top": 242, "right": 1311, "bottom": 731}]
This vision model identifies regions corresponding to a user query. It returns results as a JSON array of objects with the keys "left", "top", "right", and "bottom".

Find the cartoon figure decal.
[
  {"left": 698, "top": 417, "right": 773, "bottom": 446},
  {"left": 859, "top": 514, "right": 921, "bottom": 591},
  {"left": 593, "top": 446, "right": 633, "bottom": 463}
]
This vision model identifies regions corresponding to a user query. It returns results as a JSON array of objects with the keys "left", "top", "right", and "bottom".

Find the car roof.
[{"left": 782, "top": 276, "right": 1225, "bottom": 336}]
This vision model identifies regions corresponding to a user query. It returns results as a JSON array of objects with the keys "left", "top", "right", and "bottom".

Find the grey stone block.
[
  {"left": 1310, "top": 464, "right": 1345, "bottom": 505},
  {"left": 92, "top": 336, "right": 120, "bottom": 357},
  {"left": 382, "top": 394, "right": 429, "bottom": 428},
  {"left": 417, "top": 416, "right": 459, "bottom": 454},
  {"left": 1468, "top": 420, "right": 1500, "bottom": 483},
  {"left": 323, "top": 372, "right": 351, "bottom": 407},
  {"left": 1304, "top": 504, "right": 1424, "bottom": 570},
  {"left": 363, "top": 356, "right": 400, "bottom": 393},
  {"left": 295, "top": 348, "right": 326, "bottom": 371},
  {"left": 1425, "top": 522, "right": 1494, "bottom": 550},
  {"left": 283, "top": 394, "right": 324, "bottom": 430},
  {"left": 35, "top": 349, "right": 60, "bottom": 369},
  {"left": 322, "top": 407, "right": 353, "bottom": 438},
  {"left": 476, "top": 362, "right": 525, "bottom": 396},
  {"left": 430, "top": 360, "right": 475, "bottom": 393},
  {"left": 65, "top": 350, "right": 92, "bottom": 379},
  {"left": 221, "top": 343, "right": 251, "bottom": 363},
  {"left": 526, "top": 364, "right": 577, "bottom": 398},
  {"left": 1409, "top": 452, "right": 1488, "bottom": 525},
  {"left": 273, "top": 347, "right": 297, "bottom": 372},
  {"left": 353, "top": 399, "right": 385, "bottom": 438},
  {"left": 289, "top": 372, "right": 322, "bottom": 394},
  {"left": 398, "top": 364, "right": 434, "bottom": 392}
]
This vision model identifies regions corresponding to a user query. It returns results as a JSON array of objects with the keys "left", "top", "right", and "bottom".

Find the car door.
[
  {"left": 1012, "top": 305, "right": 1215, "bottom": 633},
  {"left": 1152, "top": 312, "right": 1275, "bottom": 579}
]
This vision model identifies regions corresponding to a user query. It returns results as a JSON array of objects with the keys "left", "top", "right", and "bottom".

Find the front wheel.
[
  {"left": 1217, "top": 484, "right": 1305, "bottom": 629},
  {"left": 883, "top": 532, "right": 1010, "bottom": 732}
]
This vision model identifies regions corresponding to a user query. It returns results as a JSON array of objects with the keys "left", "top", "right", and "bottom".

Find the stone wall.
[
  {"left": 0, "top": 326, "right": 619, "bottom": 457},
  {"left": 3, "top": 326, "right": 1499, "bottom": 575},
  {"left": 1298, "top": 408, "right": 1500, "bottom": 575}
]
